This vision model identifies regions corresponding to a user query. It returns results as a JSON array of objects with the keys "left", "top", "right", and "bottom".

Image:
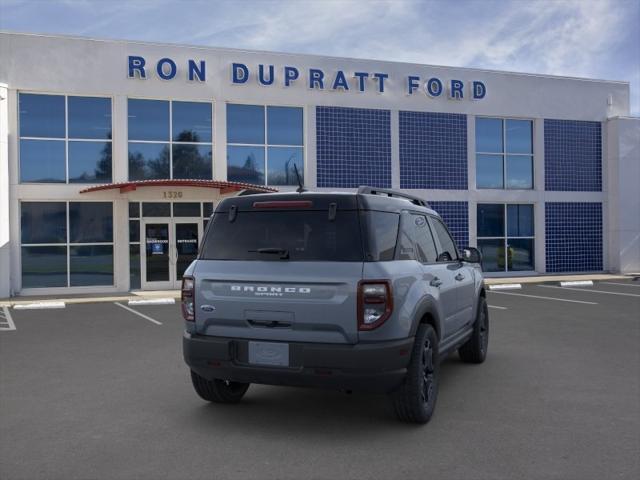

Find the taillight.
[
  {"left": 181, "top": 276, "right": 195, "bottom": 321},
  {"left": 357, "top": 280, "right": 393, "bottom": 330}
]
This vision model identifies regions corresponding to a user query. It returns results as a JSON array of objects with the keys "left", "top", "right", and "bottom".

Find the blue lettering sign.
[
  {"left": 449, "top": 79, "right": 464, "bottom": 99},
  {"left": 473, "top": 81, "right": 486, "bottom": 99},
  {"left": 284, "top": 66, "right": 299, "bottom": 86},
  {"left": 188, "top": 60, "right": 205, "bottom": 82},
  {"left": 353, "top": 72, "right": 368, "bottom": 92},
  {"left": 309, "top": 69, "right": 324, "bottom": 89},
  {"left": 372, "top": 73, "right": 388, "bottom": 93},
  {"left": 425, "top": 77, "right": 443, "bottom": 97},
  {"left": 258, "top": 64, "right": 275, "bottom": 86},
  {"left": 232, "top": 63, "right": 249, "bottom": 84},
  {"left": 156, "top": 58, "right": 177, "bottom": 80},
  {"left": 128, "top": 56, "right": 146, "bottom": 79},
  {"left": 332, "top": 70, "right": 349, "bottom": 91},
  {"left": 407, "top": 76, "right": 420, "bottom": 95}
]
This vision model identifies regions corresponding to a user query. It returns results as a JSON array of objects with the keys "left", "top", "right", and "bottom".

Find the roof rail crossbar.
[{"left": 357, "top": 186, "right": 430, "bottom": 208}]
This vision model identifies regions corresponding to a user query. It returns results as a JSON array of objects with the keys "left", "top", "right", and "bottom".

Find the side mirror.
[{"left": 461, "top": 247, "right": 482, "bottom": 264}]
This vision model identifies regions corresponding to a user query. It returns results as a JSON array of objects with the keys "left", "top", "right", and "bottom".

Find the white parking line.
[
  {"left": 601, "top": 282, "right": 640, "bottom": 288},
  {"left": 128, "top": 298, "right": 175, "bottom": 306},
  {"left": 0, "top": 306, "right": 16, "bottom": 331},
  {"left": 14, "top": 301, "right": 66, "bottom": 310},
  {"left": 490, "top": 291, "right": 598, "bottom": 305},
  {"left": 114, "top": 302, "right": 163, "bottom": 325},
  {"left": 489, "top": 284, "right": 522, "bottom": 290},
  {"left": 539, "top": 285, "right": 640, "bottom": 298},
  {"left": 488, "top": 305, "right": 508, "bottom": 310}
]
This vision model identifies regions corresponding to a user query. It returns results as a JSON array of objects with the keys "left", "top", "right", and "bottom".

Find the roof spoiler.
[{"left": 357, "top": 186, "right": 430, "bottom": 208}]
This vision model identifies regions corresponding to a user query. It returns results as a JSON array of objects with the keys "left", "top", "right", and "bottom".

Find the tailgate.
[{"left": 194, "top": 261, "right": 363, "bottom": 344}]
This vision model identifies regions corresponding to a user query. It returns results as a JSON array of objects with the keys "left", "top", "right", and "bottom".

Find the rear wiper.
[{"left": 248, "top": 247, "right": 290, "bottom": 259}]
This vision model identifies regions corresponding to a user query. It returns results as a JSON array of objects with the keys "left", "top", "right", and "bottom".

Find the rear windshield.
[{"left": 201, "top": 210, "right": 364, "bottom": 261}]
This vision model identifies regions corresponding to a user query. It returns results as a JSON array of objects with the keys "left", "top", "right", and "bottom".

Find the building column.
[{"left": 0, "top": 84, "right": 9, "bottom": 298}]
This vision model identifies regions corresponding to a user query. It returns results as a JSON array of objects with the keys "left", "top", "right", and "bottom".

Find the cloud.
[{"left": 1, "top": 0, "right": 638, "bottom": 113}]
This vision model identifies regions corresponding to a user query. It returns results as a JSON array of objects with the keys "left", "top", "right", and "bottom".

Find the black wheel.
[
  {"left": 458, "top": 296, "right": 489, "bottom": 364},
  {"left": 390, "top": 324, "right": 439, "bottom": 424},
  {"left": 190, "top": 370, "right": 250, "bottom": 404}
]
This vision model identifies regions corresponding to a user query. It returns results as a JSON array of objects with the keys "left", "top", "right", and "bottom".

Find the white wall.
[{"left": 607, "top": 117, "right": 640, "bottom": 274}]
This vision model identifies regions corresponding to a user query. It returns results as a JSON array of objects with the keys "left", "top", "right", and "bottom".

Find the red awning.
[{"left": 79, "top": 179, "right": 278, "bottom": 195}]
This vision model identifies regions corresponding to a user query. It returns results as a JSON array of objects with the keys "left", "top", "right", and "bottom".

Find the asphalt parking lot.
[{"left": 1, "top": 280, "right": 639, "bottom": 480}]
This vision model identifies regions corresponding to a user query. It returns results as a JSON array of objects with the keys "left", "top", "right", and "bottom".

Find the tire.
[
  {"left": 458, "top": 296, "right": 489, "bottom": 364},
  {"left": 190, "top": 370, "right": 250, "bottom": 404},
  {"left": 390, "top": 324, "right": 439, "bottom": 424}
]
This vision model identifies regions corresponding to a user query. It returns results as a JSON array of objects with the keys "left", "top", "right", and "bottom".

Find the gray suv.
[{"left": 182, "top": 187, "right": 488, "bottom": 423}]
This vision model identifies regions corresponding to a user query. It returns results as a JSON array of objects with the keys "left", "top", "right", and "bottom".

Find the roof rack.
[{"left": 357, "top": 186, "right": 430, "bottom": 208}]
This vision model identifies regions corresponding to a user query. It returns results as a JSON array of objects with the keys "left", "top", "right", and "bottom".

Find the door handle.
[
  {"left": 430, "top": 277, "right": 443, "bottom": 287},
  {"left": 455, "top": 273, "right": 465, "bottom": 281}
]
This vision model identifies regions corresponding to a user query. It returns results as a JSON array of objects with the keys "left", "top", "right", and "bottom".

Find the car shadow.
[{"left": 180, "top": 355, "right": 476, "bottom": 436}]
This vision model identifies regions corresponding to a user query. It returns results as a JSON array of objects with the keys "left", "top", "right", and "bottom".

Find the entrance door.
[
  {"left": 174, "top": 219, "right": 201, "bottom": 285},
  {"left": 142, "top": 218, "right": 202, "bottom": 290}
]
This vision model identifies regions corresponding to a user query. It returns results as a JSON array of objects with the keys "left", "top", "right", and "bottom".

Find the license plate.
[{"left": 248, "top": 341, "right": 289, "bottom": 367}]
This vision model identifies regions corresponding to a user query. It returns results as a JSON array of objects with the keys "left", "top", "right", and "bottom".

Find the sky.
[{"left": 1, "top": 0, "right": 638, "bottom": 115}]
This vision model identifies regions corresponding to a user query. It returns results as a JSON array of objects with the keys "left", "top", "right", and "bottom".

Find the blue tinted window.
[
  {"left": 507, "top": 205, "right": 534, "bottom": 237},
  {"left": 69, "top": 202, "right": 113, "bottom": 243},
  {"left": 20, "top": 139, "right": 65, "bottom": 183},
  {"left": 19, "top": 93, "right": 65, "bottom": 138},
  {"left": 130, "top": 220, "right": 140, "bottom": 242},
  {"left": 203, "top": 203, "right": 214, "bottom": 217},
  {"left": 21, "top": 202, "right": 67, "bottom": 244},
  {"left": 477, "top": 239, "right": 504, "bottom": 272},
  {"left": 21, "top": 246, "right": 68, "bottom": 288},
  {"left": 227, "top": 146, "right": 265, "bottom": 184},
  {"left": 506, "top": 119, "right": 532, "bottom": 154},
  {"left": 173, "top": 203, "right": 201, "bottom": 217},
  {"left": 68, "top": 96, "right": 112, "bottom": 139},
  {"left": 172, "top": 144, "right": 212, "bottom": 179},
  {"left": 68, "top": 141, "right": 112, "bottom": 183},
  {"left": 476, "top": 118, "right": 503, "bottom": 153},
  {"left": 477, "top": 204, "right": 504, "bottom": 237},
  {"left": 506, "top": 155, "right": 533, "bottom": 189},
  {"left": 267, "top": 106, "right": 303, "bottom": 145},
  {"left": 173, "top": 101, "right": 212, "bottom": 143},
  {"left": 129, "top": 202, "right": 140, "bottom": 218},
  {"left": 476, "top": 154, "right": 503, "bottom": 189},
  {"left": 128, "top": 99, "right": 169, "bottom": 141},
  {"left": 267, "top": 147, "right": 303, "bottom": 185},
  {"left": 128, "top": 142, "right": 170, "bottom": 180},
  {"left": 508, "top": 238, "right": 534, "bottom": 271},
  {"left": 70, "top": 245, "right": 113, "bottom": 286},
  {"left": 227, "top": 104, "right": 264, "bottom": 144}
]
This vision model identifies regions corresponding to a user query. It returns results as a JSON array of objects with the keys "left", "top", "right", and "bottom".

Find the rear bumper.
[{"left": 183, "top": 333, "right": 414, "bottom": 393}]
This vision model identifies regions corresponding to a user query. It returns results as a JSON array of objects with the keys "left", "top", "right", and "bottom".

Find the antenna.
[{"left": 293, "top": 163, "right": 306, "bottom": 193}]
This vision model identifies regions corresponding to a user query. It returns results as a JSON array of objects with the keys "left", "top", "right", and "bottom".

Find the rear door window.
[{"left": 201, "top": 210, "right": 363, "bottom": 261}]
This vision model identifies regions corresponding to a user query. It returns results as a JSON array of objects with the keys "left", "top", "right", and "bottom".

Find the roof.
[{"left": 78, "top": 179, "right": 278, "bottom": 194}]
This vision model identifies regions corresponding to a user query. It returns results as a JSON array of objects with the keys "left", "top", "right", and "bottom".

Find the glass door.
[
  {"left": 173, "top": 219, "right": 202, "bottom": 288},
  {"left": 142, "top": 219, "right": 173, "bottom": 290},
  {"left": 141, "top": 218, "right": 203, "bottom": 290}
]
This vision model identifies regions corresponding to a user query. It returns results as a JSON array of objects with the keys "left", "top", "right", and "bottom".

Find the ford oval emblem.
[{"left": 200, "top": 305, "right": 216, "bottom": 312}]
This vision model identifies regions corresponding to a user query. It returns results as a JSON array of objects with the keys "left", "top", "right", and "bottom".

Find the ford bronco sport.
[{"left": 182, "top": 187, "right": 488, "bottom": 423}]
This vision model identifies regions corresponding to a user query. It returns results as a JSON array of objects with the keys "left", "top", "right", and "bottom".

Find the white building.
[{"left": 0, "top": 31, "right": 638, "bottom": 297}]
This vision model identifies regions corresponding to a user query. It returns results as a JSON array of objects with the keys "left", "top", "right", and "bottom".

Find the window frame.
[
  {"left": 19, "top": 200, "right": 115, "bottom": 289},
  {"left": 226, "top": 102, "right": 306, "bottom": 187},
  {"left": 18, "top": 92, "right": 114, "bottom": 184},
  {"left": 127, "top": 97, "right": 215, "bottom": 181},
  {"left": 476, "top": 202, "right": 536, "bottom": 272},
  {"left": 475, "top": 116, "right": 534, "bottom": 190}
]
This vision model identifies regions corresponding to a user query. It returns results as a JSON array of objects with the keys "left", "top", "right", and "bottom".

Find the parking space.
[{"left": 1, "top": 280, "right": 639, "bottom": 480}]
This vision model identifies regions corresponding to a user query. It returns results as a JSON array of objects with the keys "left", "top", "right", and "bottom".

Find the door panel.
[
  {"left": 175, "top": 222, "right": 200, "bottom": 283},
  {"left": 145, "top": 223, "right": 170, "bottom": 283}
]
